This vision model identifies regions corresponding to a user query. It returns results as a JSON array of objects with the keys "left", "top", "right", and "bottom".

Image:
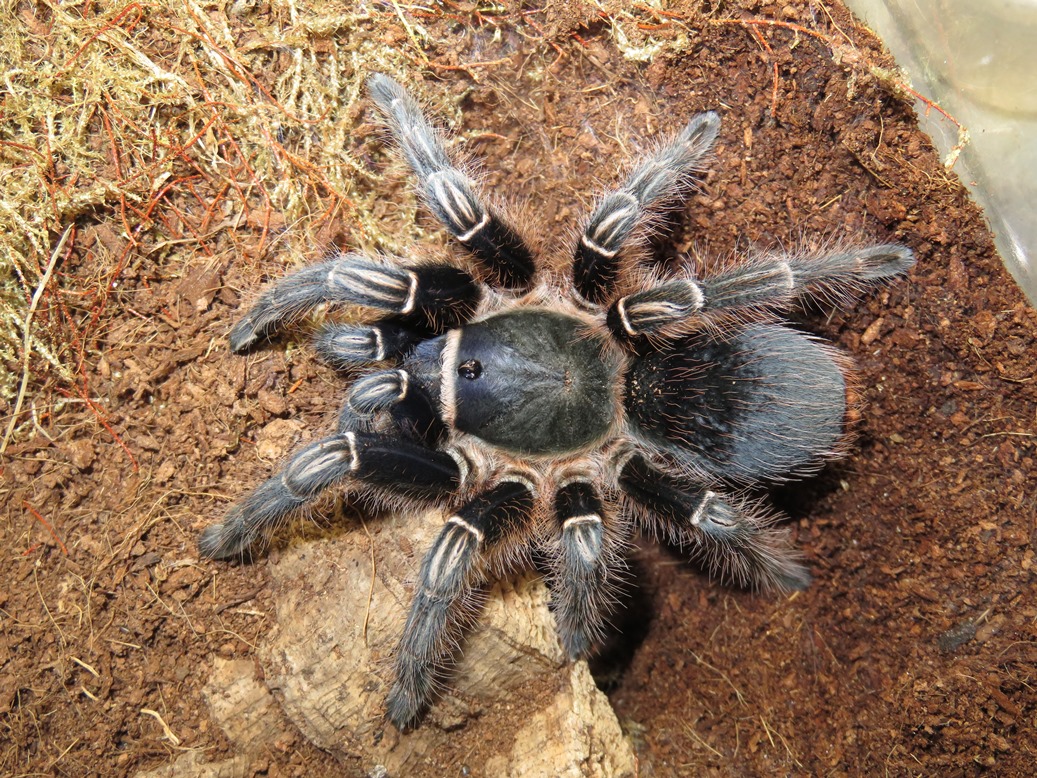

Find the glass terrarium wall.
[{"left": 843, "top": 0, "right": 1037, "bottom": 305}]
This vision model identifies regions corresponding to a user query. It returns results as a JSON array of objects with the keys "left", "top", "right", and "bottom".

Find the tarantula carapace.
[{"left": 200, "top": 74, "right": 915, "bottom": 729}]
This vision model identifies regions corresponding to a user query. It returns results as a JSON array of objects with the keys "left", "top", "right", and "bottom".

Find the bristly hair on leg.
[
  {"left": 387, "top": 480, "right": 535, "bottom": 728},
  {"left": 543, "top": 477, "right": 622, "bottom": 658},
  {"left": 606, "top": 238, "right": 915, "bottom": 345},
  {"left": 199, "top": 434, "right": 360, "bottom": 559},
  {"left": 228, "top": 253, "right": 483, "bottom": 352},
  {"left": 617, "top": 454, "right": 811, "bottom": 592},
  {"left": 367, "top": 73, "right": 536, "bottom": 290},
  {"left": 674, "top": 492, "right": 812, "bottom": 593},
  {"left": 573, "top": 111, "right": 721, "bottom": 306}
]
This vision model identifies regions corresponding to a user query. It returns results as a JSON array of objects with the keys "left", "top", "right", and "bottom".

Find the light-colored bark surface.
[
  {"left": 138, "top": 514, "right": 636, "bottom": 777},
  {"left": 261, "top": 515, "right": 636, "bottom": 775}
]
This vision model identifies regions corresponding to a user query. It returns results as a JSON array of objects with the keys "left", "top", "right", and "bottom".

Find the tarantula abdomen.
[{"left": 625, "top": 323, "right": 849, "bottom": 482}]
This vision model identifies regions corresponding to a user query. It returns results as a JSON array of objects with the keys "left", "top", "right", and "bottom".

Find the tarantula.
[{"left": 200, "top": 73, "right": 914, "bottom": 729}]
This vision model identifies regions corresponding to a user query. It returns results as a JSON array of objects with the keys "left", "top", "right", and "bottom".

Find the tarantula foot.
[
  {"left": 198, "top": 514, "right": 252, "bottom": 561},
  {"left": 385, "top": 672, "right": 429, "bottom": 730},
  {"left": 228, "top": 311, "right": 266, "bottom": 353},
  {"left": 855, "top": 244, "right": 916, "bottom": 279},
  {"left": 560, "top": 631, "right": 593, "bottom": 660}
]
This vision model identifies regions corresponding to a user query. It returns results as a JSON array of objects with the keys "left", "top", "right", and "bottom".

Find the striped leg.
[
  {"left": 618, "top": 455, "right": 810, "bottom": 592},
  {"left": 228, "top": 253, "right": 481, "bottom": 352},
  {"left": 607, "top": 244, "right": 915, "bottom": 343},
  {"left": 198, "top": 432, "right": 461, "bottom": 560},
  {"left": 548, "top": 479, "right": 622, "bottom": 659},
  {"left": 387, "top": 478, "right": 535, "bottom": 729},
  {"left": 313, "top": 322, "right": 424, "bottom": 369},
  {"left": 573, "top": 112, "right": 721, "bottom": 305},
  {"left": 368, "top": 74, "right": 536, "bottom": 290},
  {"left": 336, "top": 368, "right": 446, "bottom": 447}
]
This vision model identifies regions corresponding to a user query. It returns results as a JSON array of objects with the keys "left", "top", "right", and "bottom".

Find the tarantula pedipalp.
[{"left": 200, "top": 73, "right": 915, "bottom": 729}]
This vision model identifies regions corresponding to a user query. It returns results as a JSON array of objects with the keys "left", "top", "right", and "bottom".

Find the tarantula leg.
[
  {"left": 548, "top": 479, "right": 618, "bottom": 659},
  {"left": 607, "top": 244, "right": 915, "bottom": 342},
  {"left": 781, "top": 243, "right": 916, "bottom": 305},
  {"left": 198, "top": 432, "right": 460, "bottom": 560},
  {"left": 313, "top": 322, "right": 424, "bottom": 368},
  {"left": 618, "top": 454, "right": 810, "bottom": 592},
  {"left": 368, "top": 73, "right": 535, "bottom": 290},
  {"left": 387, "top": 478, "right": 536, "bottom": 729},
  {"left": 341, "top": 369, "right": 412, "bottom": 419},
  {"left": 336, "top": 369, "right": 446, "bottom": 447},
  {"left": 228, "top": 253, "right": 481, "bottom": 352},
  {"left": 573, "top": 111, "right": 721, "bottom": 305},
  {"left": 606, "top": 278, "right": 705, "bottom": 342}
]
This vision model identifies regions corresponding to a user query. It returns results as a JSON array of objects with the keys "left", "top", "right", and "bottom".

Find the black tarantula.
[{"left": 200, "top": 74, "right": 914, "bottom": 729}]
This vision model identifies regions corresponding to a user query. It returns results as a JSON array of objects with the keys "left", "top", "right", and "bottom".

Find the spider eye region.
[
  {"left": 448, "top": 310, "right": 617, "bottom": 456},
  {"left": 457, "top": 359, "right": 482, "bottom": 380}
]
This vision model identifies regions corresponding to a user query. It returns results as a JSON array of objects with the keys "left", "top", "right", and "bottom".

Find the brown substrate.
[{"left": 1, "top": 2, "right": 1033, "bottom": 776}]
